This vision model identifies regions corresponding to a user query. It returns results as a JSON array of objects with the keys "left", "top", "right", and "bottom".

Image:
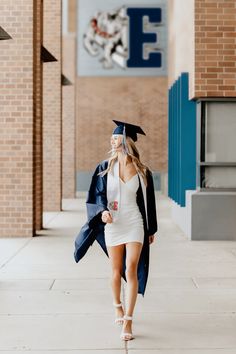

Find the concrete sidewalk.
[{"left": 0, "top": 194, "right": 236, "bottom": 353}]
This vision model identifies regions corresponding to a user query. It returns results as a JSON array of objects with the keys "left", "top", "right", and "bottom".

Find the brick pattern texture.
[
  {"left": 62, "top": 35, "right": 76, "bottom": 198},
  {"left": 33, "top": 0, "right": 43, "bottom": 230},
  {"left": 76, "top": 77, "right": 168, "bottom": 174},
  {"left": 0, "top": 0, "right": 34, "bottom": 236},
  {"left": 68, "top": 0, "right": 77, "bottom": 33},
  {"left": 195, "top": 0, "right": 236, "bottom": 97},
  {"left": 43, "top": 0, "right": 62, "bottom": 211}
]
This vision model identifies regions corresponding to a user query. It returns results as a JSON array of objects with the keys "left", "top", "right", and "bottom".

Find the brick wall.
[
  {"left": 43, "top": 0, "right": 62, "bottom": 211},
  {"left": 0, "top": 0, "right": 34, "bottom": 236},
  {"left": 68, "top": 0, "right": 77, "bottom": 33},
  {"left": 62, "top": 35, "right": 76, "bottom": 198},
  {"left": 76, "top": 77, "right": 168, "bottom": 173},
  {"left": 195, "top": 0, "right": 236, "bottom": 97}
]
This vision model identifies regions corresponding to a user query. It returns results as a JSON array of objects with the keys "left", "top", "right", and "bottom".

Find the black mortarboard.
[{"left": 112, "top": 120, "right": 146, "bottom": 142}]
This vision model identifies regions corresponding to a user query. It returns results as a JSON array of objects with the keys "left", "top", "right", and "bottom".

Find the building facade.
[
  {"left": 168, "top": 0, "right": 236, "bottom": 240},
  {"left": 75, "top": 0, "right": 168, "bottom": 192},
  {"left": 0, "top": 0, "right": 76, "bottom": 237},
  {"left": 1, "top": 0, "right": 235, "bottom": 239}
]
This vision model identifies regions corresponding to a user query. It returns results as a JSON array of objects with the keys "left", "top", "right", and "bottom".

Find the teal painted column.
[
  {"left": 168, "top": 73, "right": 196, "bottom": 207},
  {"left": 179, "top": 73, "right": 196, "bottom": 205}
]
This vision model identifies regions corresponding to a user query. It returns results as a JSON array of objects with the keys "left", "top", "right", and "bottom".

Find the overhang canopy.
[
  {"left": 41, "top": 46, "right": 58, "bottom": 62},
  {"left": 0, "top": 26, "right": 12, "bottom": 40}
]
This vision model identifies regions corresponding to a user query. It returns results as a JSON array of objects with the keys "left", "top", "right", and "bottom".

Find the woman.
[{"left": 74, "top": 120, "right": 158, "bottom": 341}]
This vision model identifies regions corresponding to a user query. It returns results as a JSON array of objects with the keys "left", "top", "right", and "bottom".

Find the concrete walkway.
[{"left": 1, "top": 194, "right": 236, "bottom": 353}]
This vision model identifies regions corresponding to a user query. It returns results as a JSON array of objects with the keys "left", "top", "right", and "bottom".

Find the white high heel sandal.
[
  {"left": 113, "top": 302, "right": 124, "bottom": 325},
  {"left": 120, "top": 315, "right": 135, "bottom": 341}
]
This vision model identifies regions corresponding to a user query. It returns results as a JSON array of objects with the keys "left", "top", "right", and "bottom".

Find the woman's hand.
[
  {"left": 149, "top": 235, "right": 155, "bottom": 244},
  {"left": 101, "top": 210, "right": 113, "bottom": 224}
]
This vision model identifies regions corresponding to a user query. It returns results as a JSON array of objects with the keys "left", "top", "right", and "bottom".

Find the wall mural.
[{"left": 77, "top": 0, "right": 167, "bottom": 76}]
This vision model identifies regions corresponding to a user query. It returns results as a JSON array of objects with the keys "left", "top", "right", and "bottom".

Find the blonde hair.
[{"left": 98, "top": 136, "right": 149, "bottom": 186}]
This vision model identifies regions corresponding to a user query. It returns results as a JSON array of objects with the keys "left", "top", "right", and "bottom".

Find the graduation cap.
[{"left": 112, "top": 120, "right": 146, "bottom": 142}]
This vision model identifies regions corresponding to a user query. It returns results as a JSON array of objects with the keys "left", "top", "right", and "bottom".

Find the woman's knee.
[
  {"left": 111, "top": 268, "right": 122, "bottom": 280},
  {"left": 125, "top": 262, "right": 137, "bottom": 279}
]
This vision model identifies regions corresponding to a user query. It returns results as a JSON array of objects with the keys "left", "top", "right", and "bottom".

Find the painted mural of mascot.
[{"left": 83, "top": 6, "right": 128, "bottom": 69}]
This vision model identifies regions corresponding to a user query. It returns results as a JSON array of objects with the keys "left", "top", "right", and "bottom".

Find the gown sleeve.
[
  {"left": 86, "top": 162, "right": 108, "bottom": 228},
  {"left": 146, "top": 169, "right": 158, "bottom": 236}
]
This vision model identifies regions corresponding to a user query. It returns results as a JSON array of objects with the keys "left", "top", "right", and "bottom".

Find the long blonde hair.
[{"left": 98, "top": 136, "right": 148, "bottom": 186}]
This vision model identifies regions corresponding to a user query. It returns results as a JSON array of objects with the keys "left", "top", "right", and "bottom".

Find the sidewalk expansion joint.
[
  {"left": 191, "top": 277, "right": 199, "bottom": 288},
  {"left": 121, "top": 281, "right": 129, "bottom": 354},
  {"left": 49, "top": 279, "right": 56, "bottom": 290},
  {"left": 0, "top": 238, "right": 32, "bottom": 270}
]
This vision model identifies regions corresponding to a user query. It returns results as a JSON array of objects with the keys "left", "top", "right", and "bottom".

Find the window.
[{"left": 199, "top": 101, "right": 236, "bottom": 190}]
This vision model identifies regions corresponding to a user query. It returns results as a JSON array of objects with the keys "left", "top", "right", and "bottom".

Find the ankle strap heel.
[
  {"left": 120, "top": 315, "right": 135, "bottom": 341},
  {"left": 113, "top": 302, "right": 124, "bottom": 325}
]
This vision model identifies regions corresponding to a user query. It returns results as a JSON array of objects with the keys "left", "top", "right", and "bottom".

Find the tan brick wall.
[
  {"left": 76, "top": 78, "right": 168, "bottom": 174},
  {"left": 68, "top": 0, "right": 77, "bottom": 33},
  {"left": 43, "top": 0, "right": 62, "bottom": 211},
  {"left": 195, "top": 0, "right": 236, "bottom": 97},
  {"left": 33, "top": 0, "right": 43, "bottom": 231},
  {"left": 62, "top": 34, "right": 76, "bottom": 198},
  {"left": 0, "top": 0, "right": 34, "bottom": 237}
]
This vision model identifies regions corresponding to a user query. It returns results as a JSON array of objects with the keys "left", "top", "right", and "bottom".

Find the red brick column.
[
  {"left": 43, "top": 0, "right": 62, "bottom": 211},
  {"left": 0, "top": 0, "right": 34, "bottom": 237}
]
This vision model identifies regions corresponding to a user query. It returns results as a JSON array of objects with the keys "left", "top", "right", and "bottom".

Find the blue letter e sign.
[{"left": 127, "top": 8, "right": 162, "bottom": 68}]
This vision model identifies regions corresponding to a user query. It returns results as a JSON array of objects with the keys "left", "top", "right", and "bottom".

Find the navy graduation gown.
[{"left": 74, "top": 160, "right": 158, "bottom": 296}]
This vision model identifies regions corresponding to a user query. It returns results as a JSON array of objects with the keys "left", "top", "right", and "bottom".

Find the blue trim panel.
[{"left": 168, "top": 72, "right": 196, "bottom": 207}]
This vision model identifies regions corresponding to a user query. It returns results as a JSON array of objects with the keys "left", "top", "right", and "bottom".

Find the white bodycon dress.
[{"left": 104, "top": 174, "right": 144, "bottom": 247}]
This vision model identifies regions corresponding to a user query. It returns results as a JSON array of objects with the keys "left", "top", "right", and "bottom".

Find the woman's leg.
[
  {"left": 123, "top": 242, "right": 143, "bottom": 335},
  {"left": 107, "top": 244, "right": 125, "bottom": 318}
]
